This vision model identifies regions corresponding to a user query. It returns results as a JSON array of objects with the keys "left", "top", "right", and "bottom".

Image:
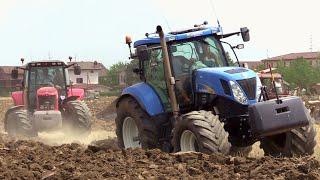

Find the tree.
[
  {"left": 276, "top": 58, "right": 320, "bottom": 94},
  {"left": 99, "top": 60, "right": 140, "bottom": 87}
]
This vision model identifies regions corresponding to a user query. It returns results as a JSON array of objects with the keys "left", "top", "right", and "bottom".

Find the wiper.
[{"left": 200, "top": 39, "right": 219, "bottom": 51}]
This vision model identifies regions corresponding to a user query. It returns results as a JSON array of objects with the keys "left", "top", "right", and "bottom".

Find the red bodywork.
[
  {"left": 37, "top": 87, "right": 59, "bottom": 111},
  {"left": 11, "top": 91, "right": 24, "bottom": 106},
  {"left": 68, "top": 88, "right": 85, "bottom": 100},
  {"left": 11, "top": 87, "right": 85, "bottom": 107}
]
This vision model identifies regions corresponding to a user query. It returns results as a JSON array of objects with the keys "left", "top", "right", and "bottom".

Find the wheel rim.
[
  {"left": 122, "top": 117, "right": 141, "bottom": 149},
  {"left": 180, "top": 130, "right": 198, "bottom": 152}
]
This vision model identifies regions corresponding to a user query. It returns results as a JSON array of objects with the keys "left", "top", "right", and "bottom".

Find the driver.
[
  {"left": 53, "top": 69, "right": 64, "bottom": 87},
  {"left": 39, "top": 68, "right": 53, "bottom": 85},
  {"left": 202, "top": 44, "right": 218, "bottom": 67}
]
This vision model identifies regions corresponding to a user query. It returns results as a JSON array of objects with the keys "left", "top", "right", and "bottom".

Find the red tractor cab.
[
  {"left": 257, "top": 69, "right": 290, "bottom": 99},
  {"left": 4, "top": 59, "right": 92, "bottom": 137}
]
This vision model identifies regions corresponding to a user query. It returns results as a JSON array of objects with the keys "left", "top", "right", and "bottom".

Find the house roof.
[
  {"left": 262, "top": 52, "right": 320, "bottom": 61},
  {"left": 67, "top": 61, "right": 102, "bottom": 70},
  {"left": 257, "top": 73, "right": 282, "bottom": 79},
  {"left": 0, "top": 66, "right": 24, "bottom": 74}
]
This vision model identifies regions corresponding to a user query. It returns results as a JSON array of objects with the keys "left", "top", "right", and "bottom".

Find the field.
[{"left": 0, "top": 97, "right": 319, "bottom": 179}]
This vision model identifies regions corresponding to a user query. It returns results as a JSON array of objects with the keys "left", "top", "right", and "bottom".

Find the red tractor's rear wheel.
[
  {"left": 6, "top": 109, "right": 37, "bottom": 137},
  {"left": 64, "top": 100, "right": 92, "bottom": 136}
]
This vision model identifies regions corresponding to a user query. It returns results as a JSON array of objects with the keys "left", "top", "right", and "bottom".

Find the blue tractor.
[{"left": 116, "top": 22, "right": 316, "bottom": 157}]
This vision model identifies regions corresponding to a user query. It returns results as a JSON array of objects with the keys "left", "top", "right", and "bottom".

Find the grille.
[
  {"left": 38, "top": 95, "right": 56, "bottom": 110},
  {"left": 237, "top": 78, "right": 256, "bottom": 100},
  {"left": 220, "top": 79, "right": 231, "bottom": 96}
]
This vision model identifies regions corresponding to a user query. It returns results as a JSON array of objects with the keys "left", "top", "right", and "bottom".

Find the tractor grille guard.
[
  {"left": 38, "top": 95, "right": 56, "bottom": 110},
  {"left": 237, "top": 77, "right": 256, "bottom": 100}
]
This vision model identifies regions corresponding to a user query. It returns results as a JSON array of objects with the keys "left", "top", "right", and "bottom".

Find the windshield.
[
  {"left": 27, "top": 65, "right": 66, "bottom": 110},
  {"left": 29, "top": 66, "right": 66, "bottom": 92},
  {"left": 169, "top": 36, "right": 226, "bottom": 75}
]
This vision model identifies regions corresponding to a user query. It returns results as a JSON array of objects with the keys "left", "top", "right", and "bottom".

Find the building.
[
  {"left": 261, "top": 52, "right": 320, "bottom": 68},
  {"left": 68, "top": 61, "right": 107, "bottom": 85},
  {"left": 239, "top": 61, "right": 263, "bottom": 70},
  {"left": 0, "top": 66, "right": 24, "bottom": 89}
]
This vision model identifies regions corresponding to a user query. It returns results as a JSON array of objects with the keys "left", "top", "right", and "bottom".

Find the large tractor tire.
[
  {"left": 6, "top": 109, "right": 36, "bottom": 137},
  {"left": 260, "top": 118, "right": 316, "bottom": 157},
  {"left": 172, "top": 111, "right": 231, "bottom": 154},
  {"left": 115, "top": 97, "right": 158, "bottom": 149},
  {"left": 64, "top": 100, "right": 92, "bottom": 136}
]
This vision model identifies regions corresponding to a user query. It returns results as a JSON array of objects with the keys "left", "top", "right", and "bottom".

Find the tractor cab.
[{"left": 25, "top": 61, "right": 68, "bottom": 110}]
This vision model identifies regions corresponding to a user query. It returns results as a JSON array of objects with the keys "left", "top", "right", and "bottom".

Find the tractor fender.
[
  {"left": 11, "top": 91, "right": 24, "bottom": 106},
  {"left": 117, "top": 83, "right": 165, "bottom": 116},
  {"left": 4, "top": 105, "right": 24, "bottom": 132},
  {"left": 67, "top": 88, "right": 85, "bottom": 100}
]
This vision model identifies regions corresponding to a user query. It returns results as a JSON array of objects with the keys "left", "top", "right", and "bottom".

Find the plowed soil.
[{"left": 0, "top": 96, "right": 320, "bottom": 179}]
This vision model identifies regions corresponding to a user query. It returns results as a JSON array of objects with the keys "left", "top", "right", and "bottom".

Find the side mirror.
[
  {"left": 235, "top": 44, "right": 244, "bottom": 49},
  {"left": 240, "top": 27, "right": 250, "bottom": 42},
  {"left": 11, "top": 68, "right": 18, "bottom": 79},
  {"left": 74, "top": 65, "right": 81, "bottom": 75},
  {"left": 136, "top": 45, "right": 149, "bottom": 61}
]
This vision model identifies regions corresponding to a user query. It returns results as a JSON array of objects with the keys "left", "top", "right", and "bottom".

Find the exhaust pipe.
[{"left": 156, "top": 25, "right": 179, "bottom": 119}]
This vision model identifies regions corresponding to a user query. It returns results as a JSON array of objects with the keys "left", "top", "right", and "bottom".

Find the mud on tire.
[
  {"left": 260, "top": 118, "right": 316, "bottom": 157},
  {"left": 115, "top": 97, "right": 158, "bottom": 149},
  {"left": 229, "top": 146, "right": 252, "bottom": 157},
  {"left": 64, "top": 100, "right": 92, "bottom": 136},
  {"left": 6, "top": 109, "right": 37, "bottom": 137},
  {"left": 172, "top": 110, "right": 231, "bottom": 154}
]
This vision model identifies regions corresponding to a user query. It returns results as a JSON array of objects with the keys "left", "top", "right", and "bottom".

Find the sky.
[{"left": 0, "top": 0, "right": 319, "bottom": 67}]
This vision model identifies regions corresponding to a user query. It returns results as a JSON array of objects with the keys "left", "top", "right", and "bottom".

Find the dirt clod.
[{"left": 0, "top": 97, "right": 319, "bottom": 179}]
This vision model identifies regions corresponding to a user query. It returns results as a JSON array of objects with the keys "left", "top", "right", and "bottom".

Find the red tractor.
[
  {"left": 4, "top": 59, "right": 92, "bottom": 137},
  {"left": 257, "top": 69, "right": 290, "bottom": 99}
]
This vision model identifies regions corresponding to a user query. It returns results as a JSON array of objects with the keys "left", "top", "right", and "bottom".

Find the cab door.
[
  {"left": 144, "top": 47, "right": 171, "bottom": 112},
  {"left": 169, "top": 43, "right": 195, "bottom": 111}
]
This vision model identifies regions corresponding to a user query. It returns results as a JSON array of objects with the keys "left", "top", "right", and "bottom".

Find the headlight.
[
  {"left": 230, "top": 81, "right": 248, "bottom": 104},
  {"left": 256, "top": 76, "right": 262, "bottom": 100}
]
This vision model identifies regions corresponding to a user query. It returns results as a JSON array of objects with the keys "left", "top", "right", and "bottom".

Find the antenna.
[
  {"left": 163, "top": 15, "right": 172, "bottom": 32},
  {"left": 310, "top": 34, "right": 313, "bottom": 52},
  {"left": 208, "top": 0, "right": 222, "bottom": 34}
]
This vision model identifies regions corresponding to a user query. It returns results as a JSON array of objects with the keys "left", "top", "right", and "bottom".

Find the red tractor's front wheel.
[
  {"left": 6, "top": 109, "right": 37, "bottom": 137},
  {"left": 64, "top": 100, "right": 92, "bottom": 136}
]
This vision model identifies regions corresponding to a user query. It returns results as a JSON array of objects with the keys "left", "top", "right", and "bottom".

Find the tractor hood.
[
  {"left": 194, "top": 67, "right": 259, "bottom": 105},
  {"left": 196, "top": 67, "right": 257, "bottom": 81}
]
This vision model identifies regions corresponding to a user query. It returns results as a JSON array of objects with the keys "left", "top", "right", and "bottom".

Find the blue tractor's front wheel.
[{"left": 172, "top": 110, "right": 231, "bottom": 154}]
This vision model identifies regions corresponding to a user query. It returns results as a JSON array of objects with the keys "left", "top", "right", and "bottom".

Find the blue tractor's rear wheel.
[{"left": 115, "top": 97, "right": 158, "bottom": 149}]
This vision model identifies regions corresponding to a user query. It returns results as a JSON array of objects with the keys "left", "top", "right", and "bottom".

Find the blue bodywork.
[
  {"left": 121, "top": 82, "right": 165, "bottom": 116},
  {"left": 195, "top": 67, "right": 258, "bottom": 105},
  {"left": 134, "top": 27, "right": 221, "bottom": 48},
  {"left": 120, "top": 66, "right": 259, "bottom": 116}
]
